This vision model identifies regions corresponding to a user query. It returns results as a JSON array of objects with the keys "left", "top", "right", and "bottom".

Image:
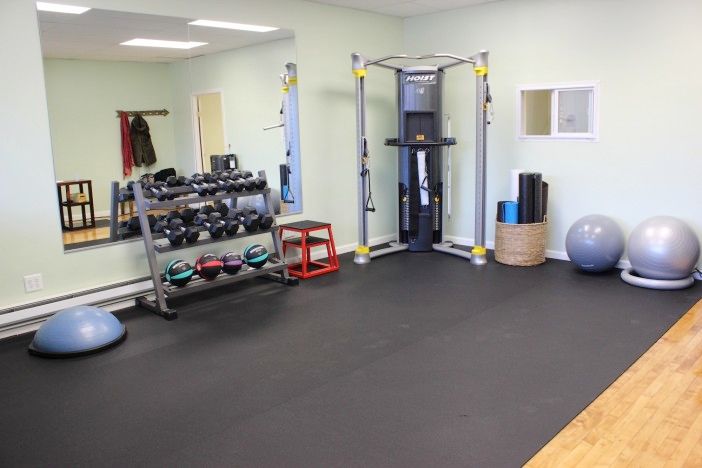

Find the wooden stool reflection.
[{"left": 56, "top": 180, "right": 95, "bottom": 230}]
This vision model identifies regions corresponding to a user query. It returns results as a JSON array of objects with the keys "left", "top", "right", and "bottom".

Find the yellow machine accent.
[
  {"left": 355, "top": 245, "right": 370, "bottom": 254},
  {"left": 471, "top": 246, "right": 487, "bottom": 255},
  {"left": 474, "top": 66, "right": 488, "bottom": 76},
  {"left": 416, "top": 134, "right": 425, "bottom": 141},
  {"left": 288, "top": 77, "right": 298, "bottom": 85},
  {"left": 353, "top": 69, "right": 367, "bottom": 78},
  {"left": 282, "top": 86, "right": 289, "bottom": 93}
]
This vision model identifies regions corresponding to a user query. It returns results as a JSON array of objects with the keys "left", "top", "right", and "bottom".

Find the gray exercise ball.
[
  {"left": 566, "top": 214, "right": 625, "bottom": 272},
  {"left": 627, "top": 216, "right": 700, "bottom": 280}
]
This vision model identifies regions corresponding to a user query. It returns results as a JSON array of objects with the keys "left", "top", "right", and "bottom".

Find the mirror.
[{"left": 37, "top": 5, "right": 299, "bottom": 251}]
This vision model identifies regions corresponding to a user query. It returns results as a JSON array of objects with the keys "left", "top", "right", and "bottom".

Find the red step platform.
[{"left": 280, "top": 220, "right": 339, "bottom": 279}]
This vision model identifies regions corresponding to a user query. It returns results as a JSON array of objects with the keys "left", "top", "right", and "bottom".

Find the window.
[{"left": 517, "top": 82, "right": 599, "bottom": 140}]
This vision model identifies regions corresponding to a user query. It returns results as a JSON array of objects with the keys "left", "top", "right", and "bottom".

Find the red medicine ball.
[{"left": 195, "top": 253, "right": 222, "bottom": 280}]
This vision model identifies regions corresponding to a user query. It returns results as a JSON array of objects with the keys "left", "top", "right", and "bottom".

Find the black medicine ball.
[
  {"left": 221, "top": 252, "right": 243, "bottom": 275},
  {"left": 243, "top": 244, "right": 268, "bottom": 269},
  {"left": 195, "top": 253, "right": 222, "bottom": 280},
  {"left": 165, "top": 259, "right": 193, "bottom": 287}
]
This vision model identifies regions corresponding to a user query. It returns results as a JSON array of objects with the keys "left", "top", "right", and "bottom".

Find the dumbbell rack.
[{"left": 132, "top": 170, "right": 298, "bottom": 320}]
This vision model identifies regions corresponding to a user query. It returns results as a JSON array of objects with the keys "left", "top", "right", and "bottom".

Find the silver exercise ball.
[
  {"left": 627, "top": 216, "right": 700, "bottom": 280},
  {"left": 566, "top": 214, "right": 625, "bottom": 272}
]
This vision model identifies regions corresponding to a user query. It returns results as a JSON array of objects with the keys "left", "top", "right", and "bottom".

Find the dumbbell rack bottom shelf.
[
  {"left": 136, "top": 259, "right": 297, "bottom": 320},
  {"left": 131, "top": 171, "right": 297, "bottom": 320}
]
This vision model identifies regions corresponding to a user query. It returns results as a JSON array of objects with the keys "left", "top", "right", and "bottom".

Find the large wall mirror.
[{"left": 37, "top": 4, "right": 301, "bottom": 251}]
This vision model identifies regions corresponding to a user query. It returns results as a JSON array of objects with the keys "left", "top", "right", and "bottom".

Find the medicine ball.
[
  {"left": 165, "top": 260, "right": 193, "bottom": 287},
  {"left": 221, "top": 252, "right": 244, "bottom": 275},
  {"left": 243, "top": 244, "right": 268, "bottom": 269},
  {"left": 195, "top": 253, "right": 222, "bottom": 280}
]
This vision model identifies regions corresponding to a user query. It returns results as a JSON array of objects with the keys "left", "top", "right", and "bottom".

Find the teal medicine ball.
[
  {"left": 165, "top": 259, "right": 193, "bottom": 287},
  {"left": 243, "top": 244, "right": 268, "bottom": 269}
]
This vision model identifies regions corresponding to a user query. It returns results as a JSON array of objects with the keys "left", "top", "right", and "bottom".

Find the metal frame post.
[
  {"left": 352, "top": 53, "right": 371, "bottom": 264},
  {"left": 109, "top": 181, "right": 120, "bottom": 242},
  {"left": 283, "top": 63, "right": 302, "bottom": 213},
  {"left": 132, "top": 182, "right": 175, "bottom": 319},
  {"left": 470, "top": 51, "right": 489, "bottom": 266}
]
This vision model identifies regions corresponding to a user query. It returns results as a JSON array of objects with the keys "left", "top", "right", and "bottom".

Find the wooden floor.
[
  {"left": 62, "top": 224, "right": 110, "bottom": 245},
  {"left": 527, "top": 299, "right": 702, "bottom": 467}
]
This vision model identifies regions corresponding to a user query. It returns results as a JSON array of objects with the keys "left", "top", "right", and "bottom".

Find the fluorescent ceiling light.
[
  {"left": 36, "top": 2, "right": 91, "bottom": 14},
  {"left": 188, "top": 19, "right": 279, "bottom": 33},
  {"left": 120, "top": 38, "right": 207, "bottom": 49}
]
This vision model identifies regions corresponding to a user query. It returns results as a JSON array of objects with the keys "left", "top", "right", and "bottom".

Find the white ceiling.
[
  {"left": 38, "top": 9, "right": 294, "bottom": 62},
  {"left": 307, "top": 0, "right": 502, "bottom": 17}
]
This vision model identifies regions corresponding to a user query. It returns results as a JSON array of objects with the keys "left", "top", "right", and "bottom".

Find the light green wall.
[
  {"left": 170, "top": 38, "right": 297, "bottom": 196},
  {"left": 404, "top": 0, "right": 702, "bottom": 261},
  {"left": 44, "top": 59, "right": 178, "bottom": 212},
  {"left": 1, "top": 0, "right": 402, "bottom": 308}
]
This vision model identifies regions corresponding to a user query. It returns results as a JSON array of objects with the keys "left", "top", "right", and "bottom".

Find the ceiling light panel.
[
  {"left": 120, "top": 38, "right": 207, "bottom": 49},
  {"left": 36, "top": 2, "right": 91, "bottom": 14},
  {"left": 188, "top": 19, "right": 278, "bottom": 33}
]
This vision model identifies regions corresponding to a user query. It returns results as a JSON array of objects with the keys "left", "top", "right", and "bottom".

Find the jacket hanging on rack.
[
  {"left": 130, "top": 114, "right": 157, "bottom": 167},
  {"left": 119, "top": 111, "right": 135, "bottom": 177}
]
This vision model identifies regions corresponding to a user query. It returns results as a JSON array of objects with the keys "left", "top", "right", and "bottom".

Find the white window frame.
[{"left": 516, "top": 81, "right": 600, "bottom": 141}]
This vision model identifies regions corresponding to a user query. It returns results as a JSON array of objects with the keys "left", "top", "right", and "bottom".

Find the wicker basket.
[{"left": 494, "top": 221, "right": 547, "bottom": 266}]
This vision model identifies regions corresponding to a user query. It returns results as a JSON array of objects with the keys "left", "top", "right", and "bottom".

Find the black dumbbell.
[
  {"left": 171, "top": 218, "right": 199, "bottom": 243},
  {"left": 154, "top": 219, "right": 184, "bottom": 246},
  {"left": 242, "top": 177, "right": 256, "bottom": 191},
  {"left": 244, "top": 177, "right": 267, "bottom": 190},
  {"left": 165, "top": 176, "right": 179, "bottom": 187},
  {"left": 213, "top": 202, "right": 229, "bottom": 217},
  {"left": 198, "top": 205, "right": 215, "bottom": 217},
  {"left": 144, "top": 182, "right": 170, "bottom": 201},
  {"left": 185, "top": 175, "right": 218, "bottom": 197},
  {"left": 228, "top": 208, "right": 259, "bottom": 232},
  {"left": 242, "top": 207, "right": 273, "bottom": 230},
  {"left": 194, "top": 212, "right": 225, "bottom": 238},
  {"left": 206, "top": 173, "right": 236, "bottom": 193},
  {"left": 240, "top": 170, "right": 253, "bottom": 179},
  {"left": 179, "top": 207, "right": 196, "bottom": 225},
  {"left": 126, "top": 214, "right": 157, "bottom": 232}
]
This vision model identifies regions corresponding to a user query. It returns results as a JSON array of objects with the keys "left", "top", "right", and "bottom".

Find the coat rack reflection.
[{"left": 116, "top": 109, "right": 170, "bottom": 118}]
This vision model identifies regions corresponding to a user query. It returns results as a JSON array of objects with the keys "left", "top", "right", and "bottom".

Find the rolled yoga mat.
[
  {"left": 533, "top": 173, "right": 543, "bottom": 223},
  {"left": 518, "top": 172, "right": 535, "bottom": 224},
  {"left": 497, "top": 201, "right": 506, "bottom": 222},
  {"left": 503, "top": 201, "right": 518, "bottom": 224}
]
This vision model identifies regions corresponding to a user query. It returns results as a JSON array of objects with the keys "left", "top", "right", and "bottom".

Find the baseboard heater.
[{"left": 0, "top": 277, "right": 153, "bottom": 339}]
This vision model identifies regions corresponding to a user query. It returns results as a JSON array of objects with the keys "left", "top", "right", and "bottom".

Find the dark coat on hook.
[{"left": 130, "top": 114, "right": 157, "bottom": 166}]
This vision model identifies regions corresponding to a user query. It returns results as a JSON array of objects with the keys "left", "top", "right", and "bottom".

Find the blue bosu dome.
[{"left": 28, "top": 305, "right": 126, "bottom": 357}]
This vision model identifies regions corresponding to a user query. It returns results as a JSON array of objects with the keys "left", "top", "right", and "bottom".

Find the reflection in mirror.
[{"left": 37, "top": 5, "right": 298, "bottom": 250}]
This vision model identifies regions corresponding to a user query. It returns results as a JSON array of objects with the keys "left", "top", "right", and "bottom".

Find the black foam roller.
[
  {"left": 533, "top": 173, "right": 543, "bottom": 223},
  {"left": 518, "top": 172, "right": 535, "bottom": 224},
  {"left": 496, "top": 201, "right": 506, "bottom": 222}
]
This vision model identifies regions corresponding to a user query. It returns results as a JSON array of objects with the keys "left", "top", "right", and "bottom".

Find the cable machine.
[
  {"left": 351, "top": 51, "right": 491, "bottom": 265},
  {"left": 264, "top": 62, "right": 302, "bottom": 213}
]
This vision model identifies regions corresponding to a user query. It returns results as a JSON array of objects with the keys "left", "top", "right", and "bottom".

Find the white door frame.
[{"left": 190, "top": 88, "right": 228, "bottom": 174}]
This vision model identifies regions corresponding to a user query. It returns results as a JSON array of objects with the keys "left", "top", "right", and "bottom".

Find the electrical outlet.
[{"left": 24, "top": 274, "right": 43, "bottom": 293}]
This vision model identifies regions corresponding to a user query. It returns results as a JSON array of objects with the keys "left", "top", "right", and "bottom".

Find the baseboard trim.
[{"left": 443, "top": 235, "right": 632, "bottom": 270}]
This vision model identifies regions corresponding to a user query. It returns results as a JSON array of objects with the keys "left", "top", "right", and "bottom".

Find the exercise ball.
[
  {"left": 627, "top": 216, "right": 700, "bottom": 280},
  {"left": 250, "top": 188, "right": 282, "bottom": 216},
  {"left": 566, "top": 214, "right": 625, "bottom": 272},
  {"left": 29, "top": 305, "right": 126, "bottom": 358}
]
